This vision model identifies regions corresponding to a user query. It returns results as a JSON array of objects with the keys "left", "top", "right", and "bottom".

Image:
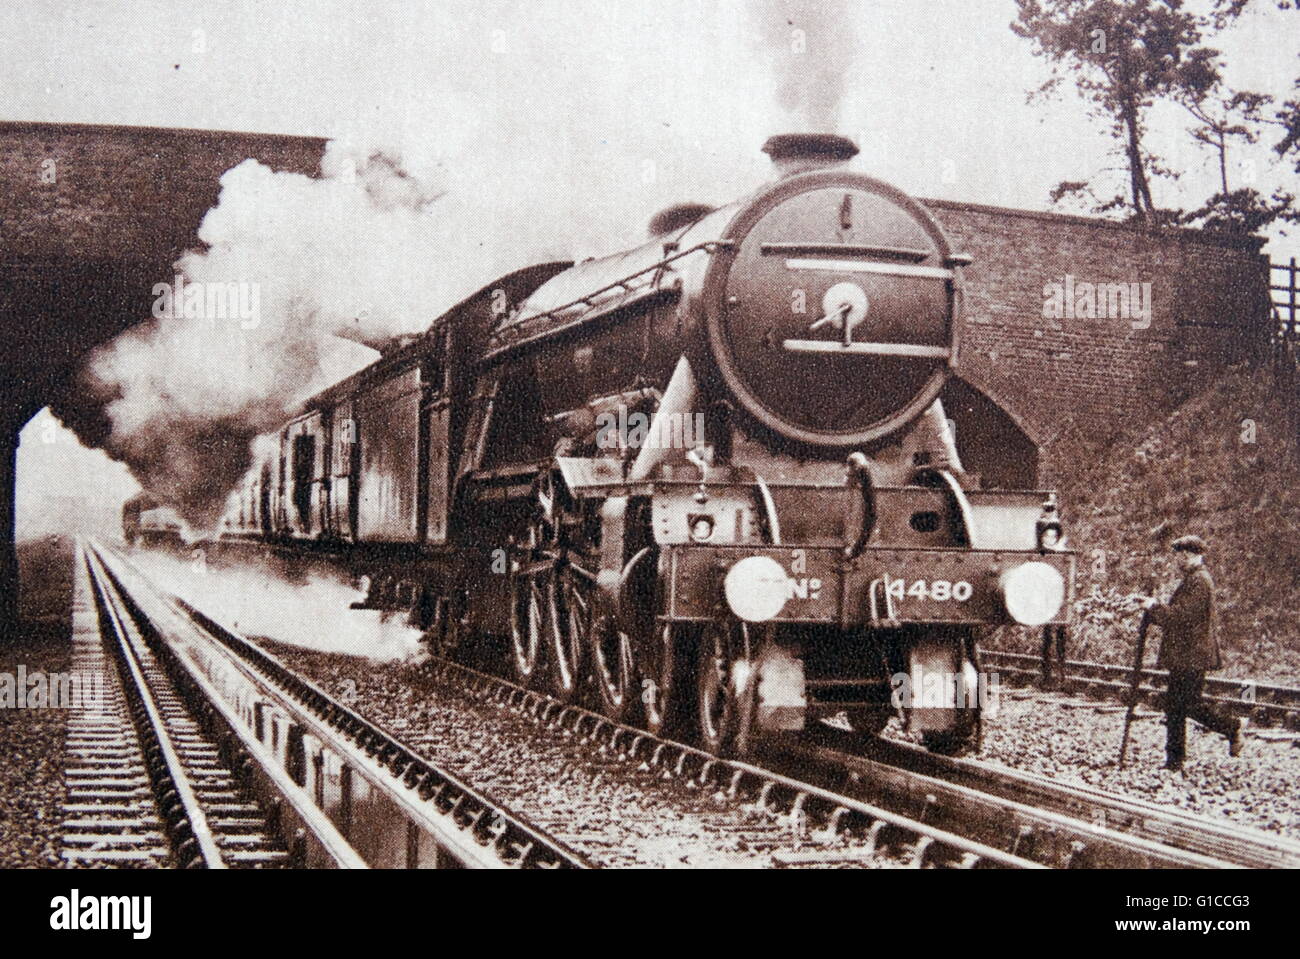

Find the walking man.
[{"left": 1143, "top": 535, "right": 1243, "bottom": 771}]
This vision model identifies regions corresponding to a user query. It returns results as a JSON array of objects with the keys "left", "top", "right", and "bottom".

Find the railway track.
[
  {"left": 101, "top": 542, "right": 1294, "bottom": 869},
  {"left": 76, "top": 540, "right": 589, "bottom": 868},
  {"left": 441, "top": 662, "right": 1060, "bottom": 867},
  {"left": 170, "top": 597, "right": 1294, "bottom": 868},
  {"left": 386, "top": 653, "right": 1291, "bottom": 868},
  {"left": 982, "top": 649, "right": 1300, "bottom": 730},
  {"left": 63, "top": 542, "right": 289, "bottom": 867},
  {"left": 252, "top": 642, "right": 1044, "bottom": 868},
  {"left": 410, "top": 657, "right": 1293, "bottom": 868},
  {"left": 783, "top": 728, "right": 1300, "bottom": 870}
]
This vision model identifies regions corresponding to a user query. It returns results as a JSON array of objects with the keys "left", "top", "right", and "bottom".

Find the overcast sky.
[
  {"left": 4, "top": 1, "right": 1295, "bottom": 219},
  {"left": 6, "top": 0, "right": 1297, "bottom": 535}
]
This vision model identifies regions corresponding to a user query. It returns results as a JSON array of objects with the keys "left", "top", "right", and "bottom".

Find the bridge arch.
[
  {"left": 0, "top": 121, "right": 325, "bottom": 642},
  {"left": 939, "top": 376, "right": 1042, "bottom": 489}
]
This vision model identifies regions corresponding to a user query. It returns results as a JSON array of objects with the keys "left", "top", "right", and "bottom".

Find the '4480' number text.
[{"left": 887, "top": 578, "right": 973, "bottom": 602}]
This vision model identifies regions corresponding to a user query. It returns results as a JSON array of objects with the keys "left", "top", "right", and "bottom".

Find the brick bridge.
[
  {"left": 0, "top": 121, "right": 325, "bottom": 638},
  {"left": 924, "top": 198, "right": 1271, "bottom": 485}
]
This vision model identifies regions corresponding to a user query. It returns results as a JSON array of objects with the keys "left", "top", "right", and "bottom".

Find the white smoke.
[
  {"left": 79, "top": 141, "right": 577, "bottom": 526},
  {"left": 129, "top": 549, "right": 426, "bottom": 662},
  {"left": 750, "top": 0, "right": 860, "bottom": 132}
]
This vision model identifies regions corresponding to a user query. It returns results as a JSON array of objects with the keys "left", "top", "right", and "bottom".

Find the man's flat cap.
[{"left": 1171, "top": 534, "right": 1207, "bottom": 554}]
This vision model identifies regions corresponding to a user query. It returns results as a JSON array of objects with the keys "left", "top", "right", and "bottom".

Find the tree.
[
  {"left": 1173, "top": 75, "right": 1297, "bottom": 234},
  {"left": 1183, "top": 188, "right": 1298, "bottom": 234},
  {"left": 1184, "top": 89, "right": 1271, "bottom": 194},
  {"left": 1012, "top": 0, "right": 1238, "bottom": 223},
  {"left": 1277, "top": 63, "right": 1300, "bottom": 171}
]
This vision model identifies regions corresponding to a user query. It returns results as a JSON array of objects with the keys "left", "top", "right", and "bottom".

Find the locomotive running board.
[{"left": 555, "top": 456, "right": 627, "bottom": 492}]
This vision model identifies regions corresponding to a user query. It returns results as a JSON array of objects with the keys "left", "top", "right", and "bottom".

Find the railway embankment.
[{"left": 996, "top": 363, "right": 1300, "bottom": 683}]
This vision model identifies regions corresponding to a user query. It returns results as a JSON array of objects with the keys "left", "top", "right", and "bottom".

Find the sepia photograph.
[{"left": 1, "top": 0, "right": 1297, "bottom": 939}]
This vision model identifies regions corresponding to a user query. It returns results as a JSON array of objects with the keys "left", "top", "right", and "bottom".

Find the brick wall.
[
  {"left": 0, "top": 121, "right": 324, "bottom": 263},
  {"left": 0, "top": 122, "right": 325, "bottom": 421},
  {"left": 920, "top": 198, "right": 1272, "bottom": 482}
]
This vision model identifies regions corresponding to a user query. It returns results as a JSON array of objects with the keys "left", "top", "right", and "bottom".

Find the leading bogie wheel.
[
  {"left": 641, "top": 622, "right": 686, "bottom": 738},
  {"left": 696, "top": 619, "right": 758, "bottom": 758},
  {"left": 845, "top": 708, "right": 892, "bottom": 738},
  {"left": 920, "top": 710, "right": 981, "bottom": 756}
]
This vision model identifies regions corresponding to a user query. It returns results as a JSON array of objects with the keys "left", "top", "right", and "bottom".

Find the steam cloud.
[
  {"left": 129, "top": 549, "right": 426, "bottom": 662},
  {"left": 751, "top": 0, "right": 859, "bottom": 131},
  {"left": 79, "top": 144, "right": 554, "bottom": 528}
]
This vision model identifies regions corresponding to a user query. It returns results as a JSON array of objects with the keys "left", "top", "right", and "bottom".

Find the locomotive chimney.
[{"left": 762, "top": 133, "right": 859, "bottom": 178}]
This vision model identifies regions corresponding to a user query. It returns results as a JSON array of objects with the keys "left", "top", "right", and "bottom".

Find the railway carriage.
[{"left": 166, "top": 133, "right": 1075, "bottom": 756}]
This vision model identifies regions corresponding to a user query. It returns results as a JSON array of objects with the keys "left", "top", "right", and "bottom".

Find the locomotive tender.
[{"left": 209, "top": 133, "right": 1075, "bottom": 755}]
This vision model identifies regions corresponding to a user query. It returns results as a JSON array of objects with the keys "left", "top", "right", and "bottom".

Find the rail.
[
  {"left": 88, "top": 540, "right": 591, "bottom": 869},
  {"left": 980, "top": 648, "right": 1300, "bottom": 727}
]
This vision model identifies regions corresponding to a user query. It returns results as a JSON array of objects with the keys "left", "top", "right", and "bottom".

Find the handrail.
[
  {"left": 752, "top": 473, "right": 782, "bottom": 546},
  {"left": 844, "top": 452, "right": 876, "bottom": 560},
  {"left": 931, "top": 468, "right": 978, "bottom": 549},
  {"left": 869, "top": 575, "right": 899, "bottom": 626},
  {"left": 485, "top": 240, "right": 735, "bottom": 357}
]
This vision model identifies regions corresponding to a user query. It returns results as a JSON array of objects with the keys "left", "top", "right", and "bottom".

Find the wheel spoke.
[
  {"left": 578, "top": 570, "right": 637, "bottom": 723},
  {"left": 695, "top": 620, "right": 759, "bottom": 758},
  {"left": 567, "top": 581, "right": 589, "bottom": 619},
  {"left": 566, "top": 560, "right": 598, "bottom": 583},
  {"left": 518, "top": 556, "right": 557, "bottom": 578},
  {"left": 543, "top": 565, "right": 584, "bottom": 702}
]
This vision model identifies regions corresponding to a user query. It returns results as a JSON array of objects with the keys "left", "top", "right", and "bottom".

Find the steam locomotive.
[
  {"left": 122, "top": 493, "right": 186, "bottom": 548},
  {"left": 146, "top": 133, "right": 1077, "bottom": 755}
]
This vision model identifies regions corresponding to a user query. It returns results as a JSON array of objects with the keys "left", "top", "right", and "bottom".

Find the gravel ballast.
[
  {"left": 1, "top": 537, "right": 75, "bottom": 868},
  {"left": 258, "top": 640, "right": 912, "bottom": 868},
  {"left": 971, "top": 687, "right": 1300, "bottom": 839}
]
